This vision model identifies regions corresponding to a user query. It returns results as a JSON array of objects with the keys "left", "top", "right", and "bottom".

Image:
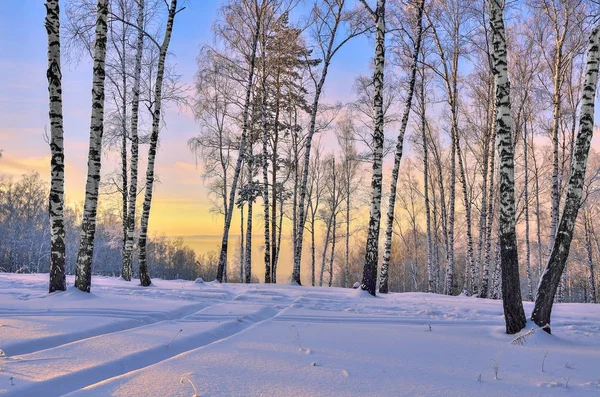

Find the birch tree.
[
  {"left": 489, "top": 0, "right": 526, "bottom": 334},
  {"left": 137, "top": 0, "right": 179, "bottom": 286},
  {"left": 359, "top": 0, "right": 386, "bottom": 296},
  {"left": 75, "top": 0, "right": 109, "bottom": 293},
  {"left": 292, "top": 0, "right": 366, "bottom": 285},
  {"left": 533, "top": 25, "right": 600, "bottom": 331},
  {"left": 215, "top": 0, "right": 263, "bottom": 282},
  {"left": 122, "top": 0, "right": 145, "bottom": 282},
  {"left": 45, "top": 0, "right": 67, "bottom": 293},
  {"left": 379, "top": 0, "right": 425, "bottom": 294}
]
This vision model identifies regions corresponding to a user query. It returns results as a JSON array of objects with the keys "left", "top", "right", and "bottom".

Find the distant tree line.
[{"left": 0, "top": 172, "right": 220, "bottom": 281}]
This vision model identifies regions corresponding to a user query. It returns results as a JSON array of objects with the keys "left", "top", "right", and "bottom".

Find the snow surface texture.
[{"left": 0, "top": 274, "right": 599, "bottom": 396}]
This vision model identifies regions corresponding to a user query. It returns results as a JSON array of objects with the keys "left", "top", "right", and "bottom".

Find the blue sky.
[{"left": 0, "top": 0, "right": 371, "bottom": 243}]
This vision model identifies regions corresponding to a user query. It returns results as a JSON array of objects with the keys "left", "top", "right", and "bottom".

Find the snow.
[{"left": 0, "top": 274, "right": 599, "bottom": 396}]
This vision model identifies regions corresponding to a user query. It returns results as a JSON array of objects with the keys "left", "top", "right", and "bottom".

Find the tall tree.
[
  {"left": 215, "top": 0, "right": 263, "bottom": 282},
  {"left": 292, "top": 0, "right": 365, "bottom": 285},
  {"left": 532, "top": 25, "right": 600, "bottom": 332},
  {"left": 137, "top": 0, "right": 179, "bottom": 286},
  {"left": 45, "top": 0, "right": 67, "bottom": 293},
  {"left": 489, "top": 0, "right": 526, "bottom": 334},
  {"left": 122, "top": 0, "right": 145, "bottom": 282},
  {"left": 75, "top": 0, "right": 109, "bottom": 293},
  {"left": 379, "top": 0, "right": 425, "bottom": 294},
  {"left": 359, "top": 0, "right": 386, "bottom": 296}
]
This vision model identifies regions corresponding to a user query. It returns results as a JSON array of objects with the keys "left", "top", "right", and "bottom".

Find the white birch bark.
[
  {"left": 360, "top": 0, "right": 386, "bottom": 296},
  {"left": 260, "top": 23, "right": 271, "bottom": 284},
  {"left": 379, "top": 0, "right": 424, "bottom": 294},
  {"left": 122, "top": 0, "right": 145, "bottom": 282},
  {"left": 292, "top": 0, "right": 350, "bottom": 285},
  {"left": 138, "top": 0, "right": 178, "bottom": 287},
  {"left": 532, "top": 25, "right": 600, "bottom": 331},
  {"left": 489, "top": 0, "right": 526, "bottom": 333},
  {"left": 46, "top": 0, "right": 66, "bottom": 293},
  {"left": 216, "top": 3, "right": 262, "bottom": 282},
  {"left": 524, "top": 119, "right": 533, "bottom": 301},
  {"left": 75, "top": 0, "right": 109, "bottom": 293},
  {"left": 583, "top": 213, "right": 597, "bottom": 303}
]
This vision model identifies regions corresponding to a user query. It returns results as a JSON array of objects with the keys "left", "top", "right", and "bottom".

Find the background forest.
[{"left": 2, "top": 0, "right": 600, "bottom": 307}]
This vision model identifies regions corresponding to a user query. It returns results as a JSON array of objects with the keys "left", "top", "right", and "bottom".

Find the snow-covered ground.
[{"left": 0, "top": 274, "right": 599, "bottom": 396}]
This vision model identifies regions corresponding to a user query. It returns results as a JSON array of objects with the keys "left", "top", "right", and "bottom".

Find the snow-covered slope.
[{"left": 0, "top": 274, "right": 599, "bottom": 396}]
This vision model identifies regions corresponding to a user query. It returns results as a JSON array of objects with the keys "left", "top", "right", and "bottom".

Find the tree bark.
[
  {"left": 45, "top": 0, "right": 66, "bottom": 293},
  {"left": 361, "top": 0, "right": 386, "bottom": 296},
  {"left": 489, "top": 0, "right": 526, "bottom": 333},
  {"left": 379, "top": 0, "right": 424, "bottom": 294},
  {"left": 532, "top": 25, "right": 600, "bottom": 332},
  {"left": 216, "top": 2, "right": 262, "bottom": 282},
  {"left": 75, "top": 0, "right": 109, "bottom": 293},
  {"left": 584, "top": 213, "right": 597, "bottom": 303},
  {"left": 138, "top": 0, "right": 178, "bottom": 287},
  {"left": 261, "top": 22, "right": 271, "bottom": 284},
  {"left": 292, "top": 0, "right": 347, "bottom": 285},
  {"left": 122, "top": 0, "right": 145, "bottom": 282}
]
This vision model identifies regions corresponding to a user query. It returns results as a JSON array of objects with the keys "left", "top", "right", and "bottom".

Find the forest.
[{"left": 2, "top": 0, "right": 600, "bottom": 336}]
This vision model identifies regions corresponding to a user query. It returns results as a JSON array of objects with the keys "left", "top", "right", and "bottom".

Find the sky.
[{"left": 0, "top": 0, "right": 372, "bottom": 280}]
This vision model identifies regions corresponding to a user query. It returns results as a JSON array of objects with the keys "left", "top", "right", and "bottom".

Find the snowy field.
[{"left": 0, "top": 274, "right": 599, "bottom": 396}]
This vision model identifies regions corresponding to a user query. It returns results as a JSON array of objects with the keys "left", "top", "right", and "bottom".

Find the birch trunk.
[
  {"left": 245, "top": 198, "right": 253, "bottom": 284},
  {"left": 456, "top": 133, "right": 475, "bottom": 294},
  {"left": 345, "top": 160, "right": 350, "bottom": 288},
  {"left": 75, "top": 0, "right": 109, "bottom": 293},
  {"left": 524, "top": 119, "right": 533, "bottom": 301},
  {"left": 379, "top": 0, "right": 424, "bottom": 294},
  {"left": 138, "top": 0, "right": 178, "bottom": 287},
  {"left": 45, "top": 0, "right": 66, "bottom": 293},
  {"left": 215, "top": 5, "right": 261, "bottom": 282},
  {"left": 479, "top": 105, "right": 496, "bottom": 298},
  {"left": 122, "top": 0, "right": 144, "bottom": 282},
  {"left": 319, "top": 213, "right": 333, "bottom": 287},
  {"left": 329, "top": 210, "right": 337, "bottom": 288},
  {"left": 584, "top": 213, "right": 597, "bottom": 303},
  {"left": 261, "top": 26, "right": 271, "bottom": 284},
  {"left": 292, "top": 1, "right": 347, "bottom": 285},
  {"left": 361, "top": 0, "right": 386, "bottom": 296},
  {"left": 489, "top": 0, "right": 526, "bottom": 333},
  {"left": 240, "top": 204, "right": 245, "bottom": 282},
  {"left": 420, "top": 75, "right": 433, "bottom": 293},
  {"left": 475, "top": 86, "right": 493, "bottom": 297},
  {"left": 532, "top": 26, "right": 600, "bottom": 332}
]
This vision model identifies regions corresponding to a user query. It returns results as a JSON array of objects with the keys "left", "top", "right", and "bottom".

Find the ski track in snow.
[{"left": 0, "top": 274, "right": 599, "bottom": 396}]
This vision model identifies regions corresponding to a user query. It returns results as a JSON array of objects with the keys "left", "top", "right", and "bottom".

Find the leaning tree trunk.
[
  {"left": 379, "top": 0, "right": 424, "bottom": 294},
  {"left": 361, "top": 0, "right": 386, "bottom": 296},
  {"left": 137, "top": 0, "right": 178, "bottom": 287},
  {"left": 75, "top": 0, "right": 109, "bottom": 293},
  {"left": 216, "top": 5, "right": 261, "bottom": 283},
  {"left": 329, "top": 210, "right": 337, "bottom": 288},
  {"left": 532, "top": 25, "right": 600, "bottom": 332},
  {"left": 122, "top": 0, "right": 144, "bottom": 282},
  {"left": 46, "top": 0, "right": 66, "bottom": 293},
  {"left": 489, "top": 0, "right": 526, "bottom": 334}
]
